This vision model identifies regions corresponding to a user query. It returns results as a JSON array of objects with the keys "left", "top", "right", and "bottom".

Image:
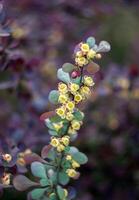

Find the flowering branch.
[{"left": 2, "top": 36, "right": 110, "bottom": 200}]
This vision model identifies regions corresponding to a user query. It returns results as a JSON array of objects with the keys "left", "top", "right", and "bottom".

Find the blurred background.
[{"left": 0, "top": 0, "right": 139, "bottom": 199}]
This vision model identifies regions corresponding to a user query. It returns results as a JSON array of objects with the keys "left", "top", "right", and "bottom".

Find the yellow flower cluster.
[
  {"left": 50, "top": 136, "right": 70, "bottom": 152},
  {"left": 17, "top": 149, "right": 32, "bottom": 166},
  {"left": 75, "top": 42, "right": 102, "bottom": 67},
  {"left": 65, "top": 154, "right": 80, "bottom": 178}
]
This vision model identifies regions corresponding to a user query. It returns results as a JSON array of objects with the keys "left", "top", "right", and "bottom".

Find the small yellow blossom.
[
  {"left": 80, "top": 86, "right": 91, "bottom": 98},
  {"left": 76, "top": 51, "right": 83, "bottom": 57},
  {"left": 87, "top": 49, "right": 96, "bottom": 59},
  {"left": 1, "top": 173, "right": 11, "bottom": 185},
  {"left": 64, "top": 189, "right": 68, "bottom": 197},
  {"left": 57, "top": 144, "right": 65, "bottom": 152},
  {"left": 56, "top": 106, "right": 66, "bottom": 119},
  {"left": 83, "top": 76, "right": 95, "bottom": 87},
  {"left": 66, "top": 155, "right": 72, "bottom": 160},
  {"left": 75, "top": 57, "right": 88, "bottom": 67},
  {"left": 74, "top": 93, "right": 83, "bottom": 103},
  {"left": 58, "top": 83, "right": 68, "bottom": 94},
  {"left": 95, "top": 53, "right": 102, "bottom": 59},
  {"left": 58, "top": 94, "right": 68, "bottom": 104},
  {"left": 66, "top": 101, "right": 75, "bottom": 111},
  {"left": 17, "top": 157, "right": 26, "bottom": 166},
  {"left": 80, "top": 43, "right": 90, "bottom": 53},
  {"left": 66, "top": 169, "right": 77, "bottom": 178},
  {"left": 24, "top": 149, "right": 32, "bottom": 155},
  {"left": 53, "top": 122, "right": 63, "bottom": 131},
  {"left": 68, "top": 127, "right": 77, "bottom": 135},
  {"left": 71, "top": 120, "right": 81, "bottom": 130},
  {"left": 66, "top": 112, "right": 74, "bottom": 121},
  {"left": 69, "top": 83, "right": 79, "bottom": 94},
  {"left": 72, "top": 160, "right": 80, "bottom": 168},
  {"left": 50, "top": 137, "right": 59, "bottom": 147},
  {"left": 2, "top": 154, "right": 12, "bottom": 163},
  {"left": 61, "top": 136, "right": 70, "bottom": 146}
]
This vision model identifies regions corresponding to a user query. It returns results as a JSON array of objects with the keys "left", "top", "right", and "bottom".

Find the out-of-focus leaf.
[
  {"left": 57, "top": 68, "right": 70, "bottom": 83},
  {"left": 68, "top": 187, "right": 77, "bottom": 200},
  {"left": 86, "top": 37, "right": 96, "bottom": 48},
  {"left": 62, "top": 63, "right": 76, "bottom": 73},
  {"left": 13, "top": 175, "right": 39, "bottom": 191},
  {"left": 31, "top": 162, "right": 47, "bottom": 179},
  {"left": 31, "top": 188, "right": 46, "bottom": 200},
  {"left": 49, "top": 193, "right": 57, "bottom": 200},
  {"left": 40, "top": 111, "right": 55, "bottom": 121},
  {"left": 48, "top": 90, "right": 59, "bottom": 104},
  {"left": 86, "top": 62, "right": 100, "bottom": 74},
  {"left": 24, "top": 153, "right": 46, "bottom": 164},
  {"left": 97, "top": 41, "right": 111, "bottom": 52},
  {"left": 41, "top": 145, "right": 52, "bottom": 159}
]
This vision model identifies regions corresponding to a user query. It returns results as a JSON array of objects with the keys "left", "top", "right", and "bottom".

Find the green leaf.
[
  {"left": 57, "top": 68, "right": 70, "bottom": 83},
  {"left": 62, "top": 63, "right": 76, "bottom": 73},
  {"left": 72, "top": 152, "right": 88, "bottom": 165},
  {"left": 47, "top": 148, "right": 56, "bottom": 161},
  {"left": 58, "top": 171, "right": 70, "bottom": 185},
  {"left": 45, "top": 119, "right": 54, "bottom": 130},
  {"left": 48, "top": 90, "right": 59, "bottom": 104},
  {"left": 40, "top": 179, "right": 50, "bottom": 187},
  {"left": 69, "top": 147, "right": 79, "bottom": 155},
  {"left": 86, "top": 36, "right": 96, "bottom": 48},
  {"left": 48, "top": 129, "right": 58, "bottom": 136},
  {"left": 74, "top": 110, "right": 84, "bottom": 121},
  {"left": 31, "top": 188, "right": 46, "bottom": 200},
  {"left": 31, "top": 162, "right": 47, "bottom": 179},
  {"left": 49, "top": 193, "right": 57, "bottom": 200},
  {"left": 57, "top": 185, "right": 65, "bottom": 200},
  {"left": 71, "top": 77, "right": 81, "bottom": 85}
]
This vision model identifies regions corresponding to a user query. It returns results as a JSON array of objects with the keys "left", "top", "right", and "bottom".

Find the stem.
[{"left": 54, "top": 67, "right": 84, "bottom": 199}]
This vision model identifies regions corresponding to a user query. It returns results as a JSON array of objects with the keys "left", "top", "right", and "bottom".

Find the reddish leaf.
[
  {"left": 41, "top": 145, "right": 52, "bottom": 159},
  {"left": 24, "top": 153, "right": 46, "bottom": 164},
  {"left": 40, "top": 111, "right": 55, "bottom": 121},
  {"left": 13, "top": 175, "right": 39, "bottom": 191},
  {"left": 86, "top": 62, "right": 100, "bottom": 74}
]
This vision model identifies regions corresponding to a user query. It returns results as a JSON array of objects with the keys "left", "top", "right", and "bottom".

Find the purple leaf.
[
  {"left": 24, "top": 153, "right": 46, "bottom": 165},
  {"left": 13, "top": 175, "right": 39, "bottom": 191},
  {"left": 41, "top": 145, "right": 52, "bottom": 159}
]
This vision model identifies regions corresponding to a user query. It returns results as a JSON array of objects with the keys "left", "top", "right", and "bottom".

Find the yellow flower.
[
  {"left": 1, "top": 173, "right": 11, "bottom": 185},
  {"left": 64, "top": 189, "right": 68, "bottom": 197},
  {"left": 58, "top": 94, "right": 68, "bottom": 104},
  {"left": 66, "top": 112, "right": 74, "bottom": 121},
  {"left": 66, "top": 155, "right": 72, "bottom": 160},
  {"left": 56, "top": 106, "right": 66, "bottom": 119},
  {"left": 87, "top": 49, "right": 96, "bottom": 59},
  {"left": 68, "top": 127, "right": 77, "bottom": 135},
  {"left": 57, "top": 144, "right": 65, "bottom": 152},
  {"left": 2, "top": 154, "right": 12, "bottom": 163},
  {"left": 66, "top": 169, "right": 77, "bottom": 178},
  {"left": 72, "top": 160, "right": 80, "bottom": 168},
  {"left": 83, "top": 76, "right": 95, "bottom": 87},
  {"left": 75, "top": 57, "right": 88, "bottom": 67},
  {"left": 69, "top": 83, "right": 79, "bottom": 94},
  {"left": 66, "top": 101, "right": 75, "bottom": 111},
  {"left": 80, "top": 43, "right": 90, "bottom": 53},
  {"left": 80, "top": 86, "right": 91, "bottom": 98},
  {"left": 76, "top": 51, "right": 83, "bottom": 57},
  {"left": 74, "top": 93, "right": 82, "bottom": 103},
  {"left": 50, "top": 137, "right": 59, "bottom": 147},
  {"left": 58, "top": 83, "right": 68, "bottom": 94},
  {"left": 53, "top": 122, "right": 63, "bottom": 131},
  {"left": 61, "top": 136, "right": 70, "bottom": 146},
  {"left": 71, "top": 120, "right": 81, "bottom": 130},
  {"left": 17, "top": 157, "right": 26, "bottom": 166}
]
